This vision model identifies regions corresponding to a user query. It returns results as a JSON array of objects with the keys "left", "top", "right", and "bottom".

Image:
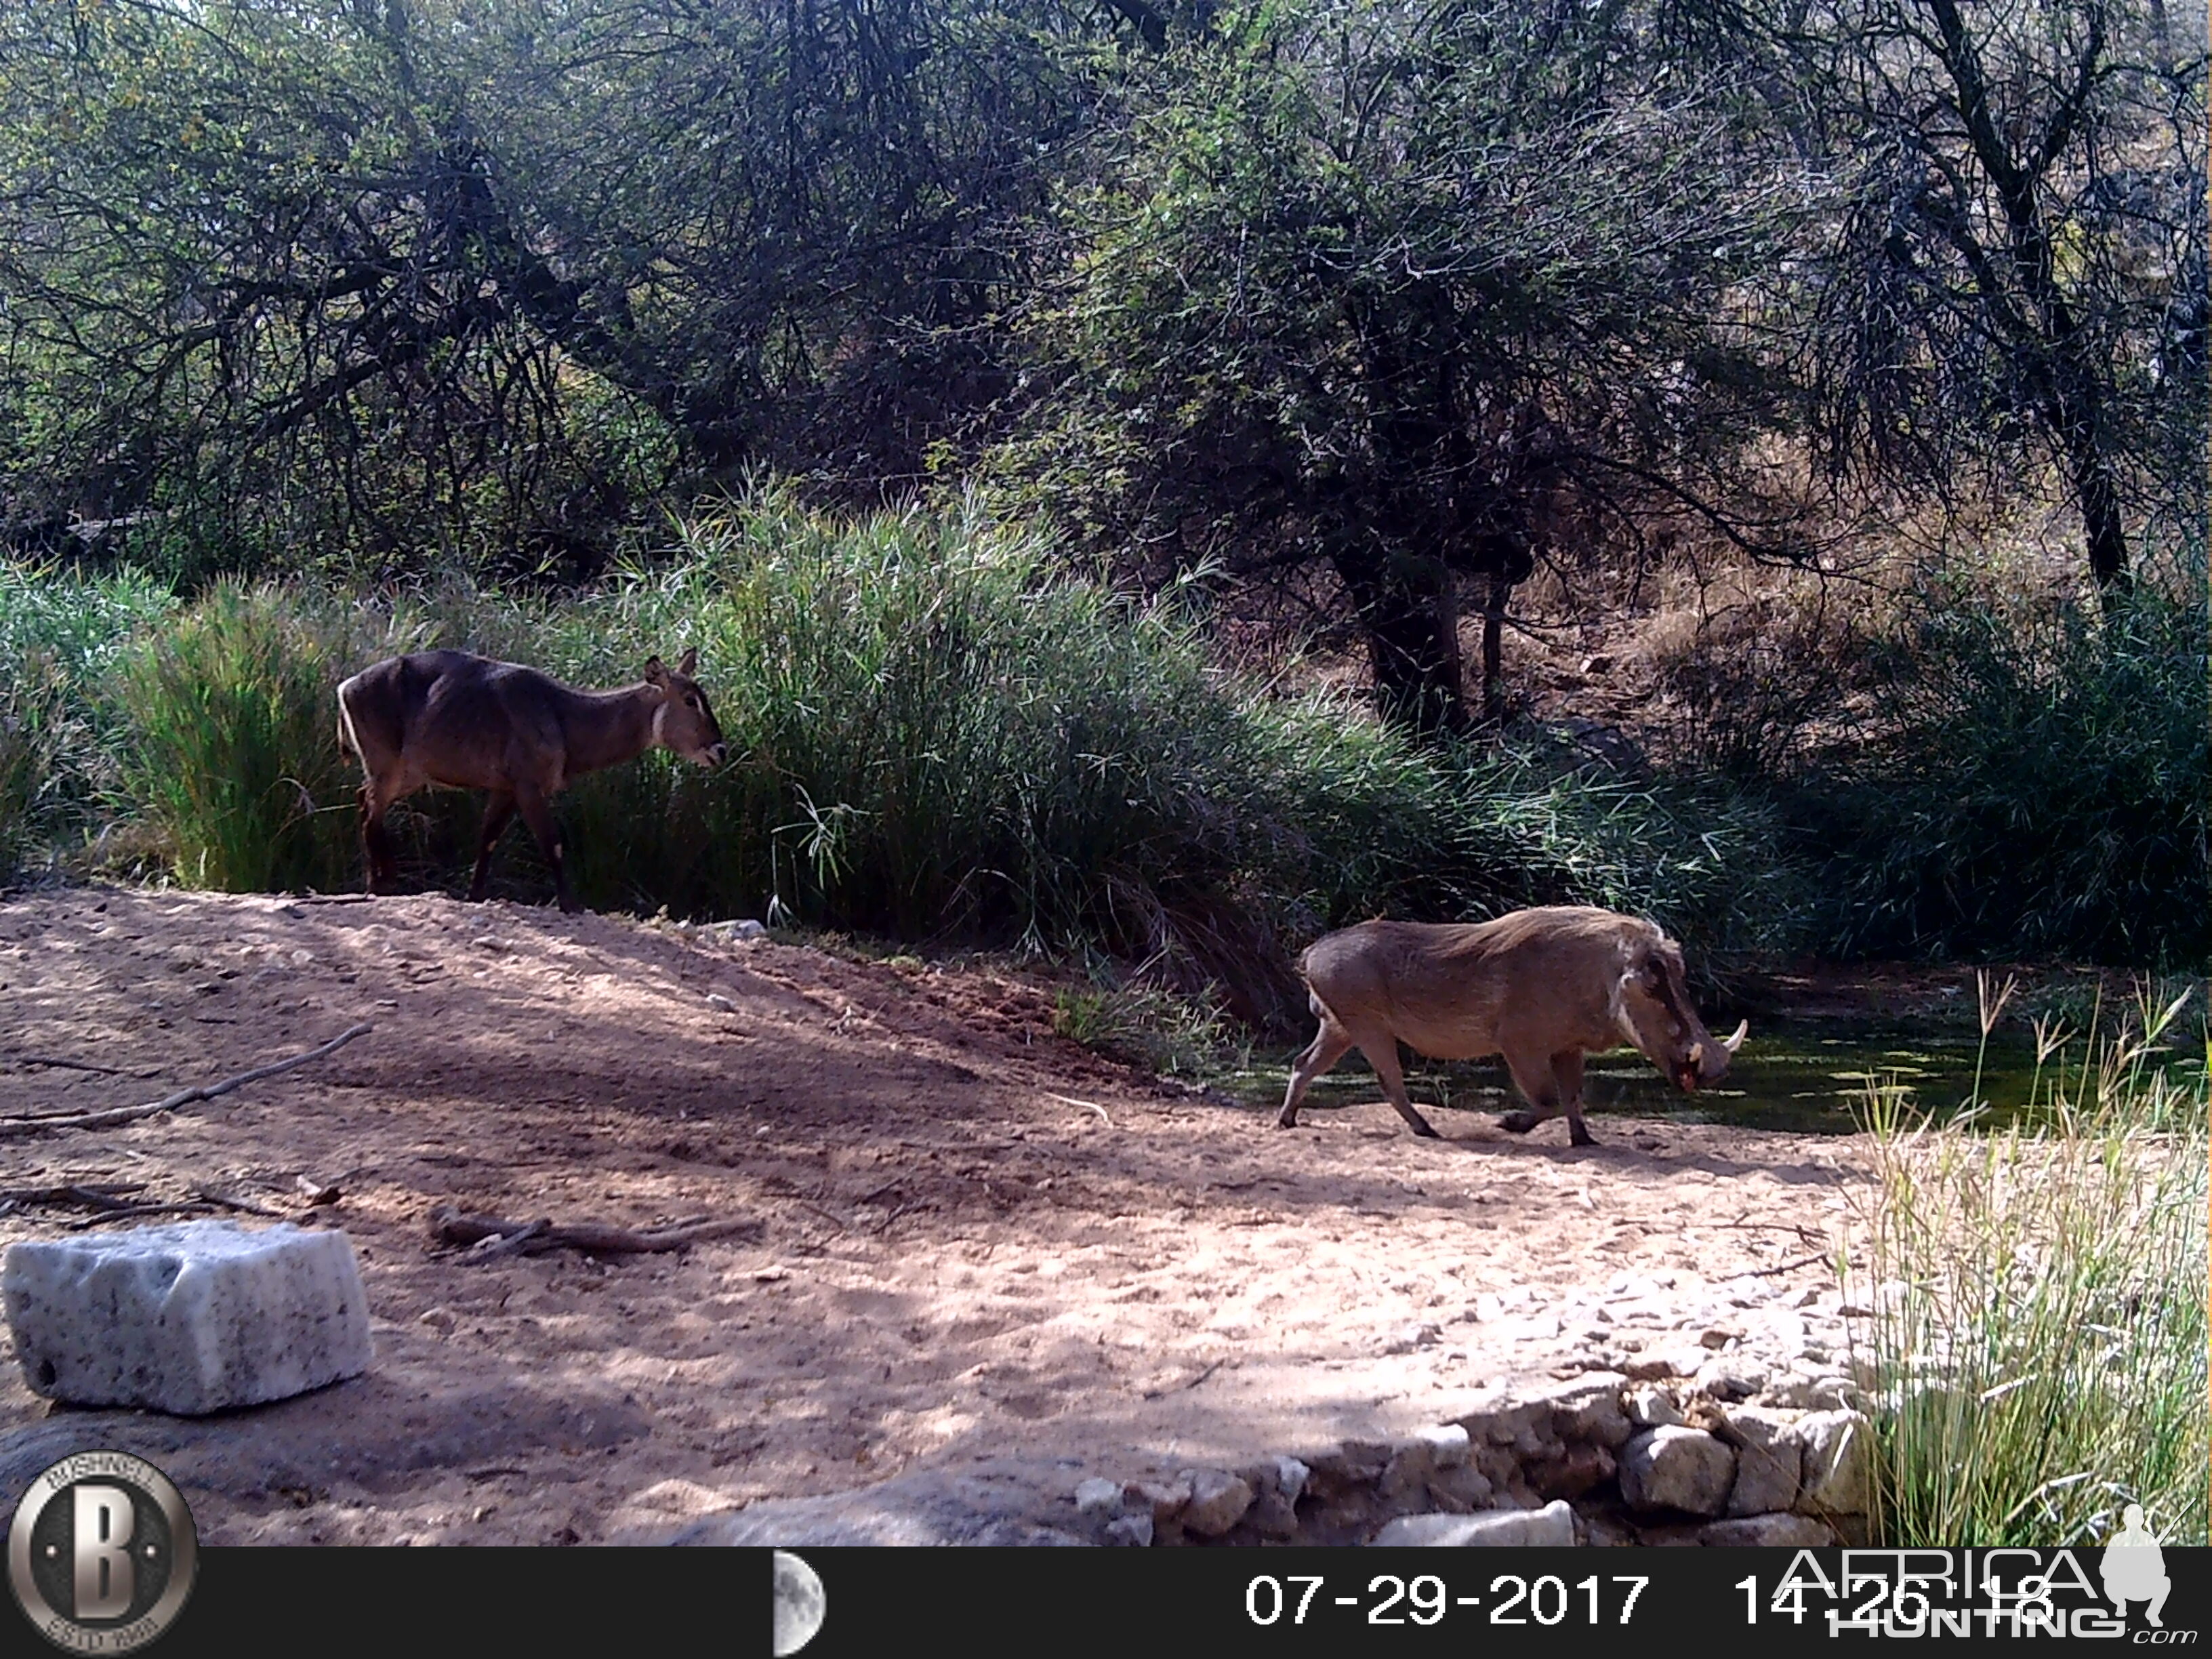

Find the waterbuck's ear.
[
  {"left": 643, "top": 655, "right": 667, "bottom": 684},
  {"left": 676, "top": 647, "right": 698, "bottom": 678}
]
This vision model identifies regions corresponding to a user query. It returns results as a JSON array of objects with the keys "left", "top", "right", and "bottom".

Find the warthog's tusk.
[{"left": 1721, "top": 1019, "right": 1748, "bottom": 1054}]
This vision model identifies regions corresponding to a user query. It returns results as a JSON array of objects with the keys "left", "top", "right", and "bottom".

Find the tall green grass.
[
  {"left": 0, "top": 561, "right": 173, "bottom": 874},
  {"left": 83, "top": 491, "right": 1792, "bottom": 997},
  {"left": 1800, "top": 581, "right": 2208, "bottom": 966},
  {"left": 1850, "top": 977, "right": 2209, "bottom": 1546}
]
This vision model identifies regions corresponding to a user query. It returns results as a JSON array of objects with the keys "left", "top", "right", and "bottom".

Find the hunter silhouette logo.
[{"left": 2100, "top": 1503, "right": 2171, "bottom": 1629}]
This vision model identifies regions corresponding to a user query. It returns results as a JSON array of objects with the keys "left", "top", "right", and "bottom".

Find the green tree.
[
  {"left": 0, "top": 0, "right": 1093, "bottom": 576},
  {"left": 1792, "top": 0, "right": 2207, "bottom": 598},
  {"left": 993, "top": 0, "right": 1820, "bottom": 732}
]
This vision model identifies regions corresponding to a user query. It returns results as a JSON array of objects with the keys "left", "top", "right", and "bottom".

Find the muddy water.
[{"left": 1216, "top": 1027, "right": 2208, "bottom": 1135}]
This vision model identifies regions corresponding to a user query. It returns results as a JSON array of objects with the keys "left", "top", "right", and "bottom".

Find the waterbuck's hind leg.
[
  {"left": 358, "top": 784, "right": 398, "bottom": 895},
  {"left": 469, "top": 790, "right": 517, "bottom": 902}
]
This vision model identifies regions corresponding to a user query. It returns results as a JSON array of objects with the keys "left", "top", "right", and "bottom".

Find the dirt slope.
[{"left": 0, "top": 886, "right": 1864, "bottom": 1544}]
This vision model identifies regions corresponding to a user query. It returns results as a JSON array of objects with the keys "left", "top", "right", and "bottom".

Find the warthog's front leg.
[
  {"left": 1496, "top": 1048, "right": 1597, "bottom": 1145},
  {"left": 1364, "top": 1040, "right": 1439, "bottom": 1139}
]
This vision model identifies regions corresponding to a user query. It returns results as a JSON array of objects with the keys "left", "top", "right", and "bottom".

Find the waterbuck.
[
  {"left": 1277, "top": 906, "right": 1747, "bottom": 1146},
  {"left": 336, "top": 647, "right": 728, "bottom": 912}
]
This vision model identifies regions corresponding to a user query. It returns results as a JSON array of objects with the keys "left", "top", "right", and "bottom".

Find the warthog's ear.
[
  {"left": 676, "top": 647, "right": 698, "bottom": 677},
  {"left": 643, "top": 655, "right": 668, "bottom": 685}
]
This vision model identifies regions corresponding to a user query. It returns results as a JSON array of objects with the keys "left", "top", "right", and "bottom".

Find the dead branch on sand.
[
  {"left": 428, "top": 1204, "right": 761, "bottom": 1261},
  {"left": 0, "top": 1023, "right": 373, "bottom": 1138}
]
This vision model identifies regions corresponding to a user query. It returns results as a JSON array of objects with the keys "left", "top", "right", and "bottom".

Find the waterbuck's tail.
[{"left": 335, "top": 680, "right": 363, "bottom": 763}]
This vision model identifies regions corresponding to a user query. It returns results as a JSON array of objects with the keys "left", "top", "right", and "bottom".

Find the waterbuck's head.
[
  {"left": 644, "top": 648, "right": 728, "bottom": 767},
  {"left": 1612, "top": 926, "right": 1746, "bottom": 1094}
]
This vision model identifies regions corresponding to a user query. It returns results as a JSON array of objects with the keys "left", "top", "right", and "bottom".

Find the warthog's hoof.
[
  {"left": 1496, "top": 1111, "right": 1539, "bottom": 1134},
  {"left": 1275, "top": 1113, "right": 1303, "bottom": 1129},
  {"left": 1570, "top": 1128, "right": 1598, "bottom": 1147}
]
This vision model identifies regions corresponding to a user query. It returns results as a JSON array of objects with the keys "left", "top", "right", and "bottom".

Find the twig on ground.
[
  {"left": 1044, "top": 1092, "right": 1113, "bottom": 1127},
  {"left": 428, "top": 1204, "right": 760, "bottom": 1260},
  {"left": 1740, "top": 1251, "right": 1835, "bottom": 1279},
  {"left": 0, "top": 1181, "right": 148, "bottom": 1216},
  {"left": 0, "top": 1023, "right": 373, "bottom": 1138},
  {"left": 65, "top": 1201, "right": 218, "bottom": 1229},
  {"left": 1143, "top": 1359, "right": 1224, "bottom": 1400},
  {"left": 193, "top": 1187, "right": 287, "bottom": 1218},
  {"left": 5, "top": 1054, "right": 129, "bottom": 1076}
]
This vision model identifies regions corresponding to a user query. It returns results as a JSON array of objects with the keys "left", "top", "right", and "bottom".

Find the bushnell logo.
[{"left": 7, "top": 1452, "right": 199, "bottom": 1654}]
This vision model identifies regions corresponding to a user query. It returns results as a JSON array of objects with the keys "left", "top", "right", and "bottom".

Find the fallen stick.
[
  {"left": 0, "top": 1024, "right": 373, "bottom": 1138},
  {"left": 0, "top": 1181, "right": 148, "bottom": 1216},
  {"left": 5, "top": 1054, "right": 129, "bottom": 1076},
  {"left": 428, "top": 1204, "right": 760, "bottom": 1259},
  {"left": 1044, "top": 1092, "right": 1113, "bottom": 1127},
  {"left": 66, "top": 1201, "right": 218, "bottom": 1229}
]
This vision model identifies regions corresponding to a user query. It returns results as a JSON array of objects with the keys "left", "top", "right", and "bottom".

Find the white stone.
[
  {"left": 1179, "top": 1468, "right": 1254, "bottom": 1536},
  {"left": 1413, "top": 1425, "right": 1471, "bottom": 1469},
  {"left": 1074, "top": 1478, "right": 1122, "bottom": 1516},
  {"left": 1618, "top": 1427, "right": 1736, "bottom": 1517},
  {"left": 1626, "top": 1387, "right": 1685, "bottom": 1428},
  {"left": 1371, "top": 1500, "right": 1574, "bottom": 1547},
  {"left": 1793, "top": 1410, "right": 1872, "bottom": 1515},
  {"left": 3, "top": 1221, "right": 373, "bottom": 1415}
]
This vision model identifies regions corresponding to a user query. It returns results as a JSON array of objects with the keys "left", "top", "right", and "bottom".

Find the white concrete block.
[
  {"left": 1370, "top": 1500, "right": 1576, "bottom": 1547},
  {"left": 3, "top": 1220, "right": 373, "bottom": 1415}
]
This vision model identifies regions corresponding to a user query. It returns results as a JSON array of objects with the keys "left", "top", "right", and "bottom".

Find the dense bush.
[
  {"left": 3, "top": 497, "right": 2198, "bottom": 987},
  {"left": 1795, "top": 581, "right": 2207, "bottom": 967}
]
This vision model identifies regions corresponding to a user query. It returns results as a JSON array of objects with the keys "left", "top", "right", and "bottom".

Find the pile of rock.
[{"left": 1068, "top": 1372, "right": 1871, "bottom": 1547}]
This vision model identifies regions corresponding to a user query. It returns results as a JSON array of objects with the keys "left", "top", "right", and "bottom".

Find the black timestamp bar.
[{"left": 1244, "top": 1570, "right": 1650, "bottom": 1629}]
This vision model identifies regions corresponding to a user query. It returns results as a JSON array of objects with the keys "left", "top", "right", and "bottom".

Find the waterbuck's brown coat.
[
  {"left": 1277, "top": 906, "right": 1745, "bottom": 1145},
  {"left": 336, "top": 647, "right": 726, "bottom": 912}
]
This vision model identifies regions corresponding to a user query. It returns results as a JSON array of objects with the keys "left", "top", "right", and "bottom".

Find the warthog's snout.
[{"left": 1674, "top": 1019, "right": 1749, "bottom": 1093}]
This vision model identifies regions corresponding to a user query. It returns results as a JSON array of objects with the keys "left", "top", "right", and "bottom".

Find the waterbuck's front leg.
[{"left": 511, "top": 782, "right": 577, "bottom": 913}]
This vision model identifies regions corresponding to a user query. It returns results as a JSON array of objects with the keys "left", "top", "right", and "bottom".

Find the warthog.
[
  {"left": 1277, "top": 905, "right": 1746, "bottom": 1146},
  {"left": 337, "top": 647, "right": 727, "bottom": 912}
]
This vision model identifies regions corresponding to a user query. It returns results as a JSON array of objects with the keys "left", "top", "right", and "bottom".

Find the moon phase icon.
[{"left": 773, "top": 1550, "right": 827, "bottom": 1656}]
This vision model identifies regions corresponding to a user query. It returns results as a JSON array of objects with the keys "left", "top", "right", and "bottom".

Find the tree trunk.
[
  {"left": 1479, "top": 569, "right": 1511, "bottom": 723},
  {"left": 1334, "top": 551, "right": 1467, "bottom": 737}
]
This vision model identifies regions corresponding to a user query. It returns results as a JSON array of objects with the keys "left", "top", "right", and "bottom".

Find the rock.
[
  {"left": 1382, "top": 1322, "right": 1443, "bottom": 1354},
  {"left": 1539, "top": 1372, "right": 1632, "bottom": 1447},
  {"left": 1423, "top": 1462, "right": 1498, "bottom": 1511},
  {"left": 1104, "top": 1513, "right": 1153, "bottom": 1547},
  {"left": 1273, "top": 1456, "right": 1311, "bottom": 1504},
  {"left": 1698, "top": 1327, "right": 1738, "bottom": 1349},
  {"left": 1413, "top": 1424, "right": 1471, "bottom": 1468},
  {"left": 1761, "top": 1372, "right": 1858, "bottom": 1411},
  {"left": 705, "top": 994, "right": 737, "bottom": 1012},
  {"left": 1371, "top": 1500, "right": 1575, "bottom": 1547},
  {"left": 1532, "top": 1443, "right": 1615, "bottom": 1500},
  {"left": 1625, "top": 1346, "right": 1707, "bottom": 1381},
  {"left": 1693, "top": 1355, "right": 1769, "bottom": 1401},
  {"left": 1074, "top": 1478, "right": 1122, "bottom": 1516},
  {"left": 1716, "top": 1406, "right": 1801, "bottom": 1516},
  {"left": 1699, "top": 1514, "right": 1837, "bottom": 1547},
  {"left": 668, "top": 1469, "right": 1088, "bottom": 1546},
  {"left": 1123, "top": 1477, "right": 1192, "bottom": 1522},
  {"left": 3, "top": 1221, "right": 373, "bottom": 1415},
  {"left": 1617, "top": 1427, "right": 1736, "bottom": 1517},
  {"left": 1179, "top": 1468, "right": 1254, "bottom": 1536},
  {"left": 1626, "top": 1387, "right": 1684, "bottom": 1428},
  {"left": 1793, "top": 1410, "right": 1871, "bottom": 1515}
]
